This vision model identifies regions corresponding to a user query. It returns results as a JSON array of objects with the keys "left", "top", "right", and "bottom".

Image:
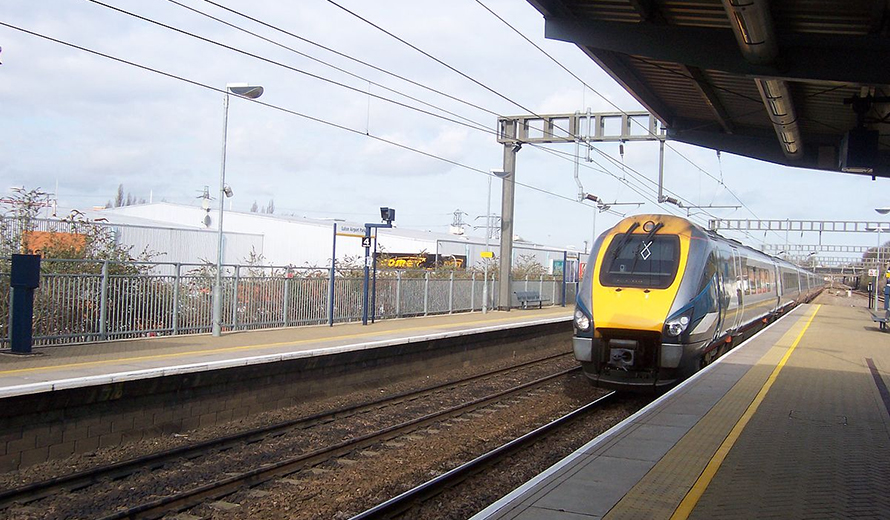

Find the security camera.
[
  {"left": 223, "top": 185, "right": 234, "bottom": 198},
  {"left": 380, "top": 207, "right": 395, "bottom": 223}
]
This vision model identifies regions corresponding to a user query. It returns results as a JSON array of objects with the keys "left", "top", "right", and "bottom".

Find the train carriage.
[{"left": 573, "top": 214, "right": 820, "bottom": 391}]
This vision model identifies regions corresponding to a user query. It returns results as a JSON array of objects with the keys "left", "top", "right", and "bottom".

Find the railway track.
[
  {"left": 350, "top": 391, "right": 619, "bottom": 520},
  {"left": 0, "top": 352, "right": 575, "bottom": 518},
  {"left": 97, "top": 367, "right": 581, "bottom": 520}
]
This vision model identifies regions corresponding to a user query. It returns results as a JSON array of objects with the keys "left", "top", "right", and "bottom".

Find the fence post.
[
  {"left": 172, "top": 263, "right": 181, "bottom": 335},
  {"left": 423, "top": 272, "right": 429, "bottom": 316},
  {"left": 232, "top": 265, "right": 240, "bottom": 331},
  {"left": 283, "top": 273, "right": 290, "bottom": 327},
  {"left": 328, "top": 223, "right": 337, "bottom": 327},
  {"left": 396, "top": 271, "right": 402, "bottom": 318},
  {"left": 539, "top": 275, "right": 545, "bottom": 304},
  {"left": 99, "top": 260, "right": 109, "bottom": 340},
  {"left": 448, "top": 271, "right": 454, "bottom": 314},
  {"left": 471, "top": 271, "right": 476, "bottom": 311},
  {"left": 524, "top": 275, "right": 529, "bottom": 291}
]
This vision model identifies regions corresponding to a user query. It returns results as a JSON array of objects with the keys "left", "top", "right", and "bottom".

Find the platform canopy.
[{"left": 526, "top": 0, "right": 890, "bottom": 178}]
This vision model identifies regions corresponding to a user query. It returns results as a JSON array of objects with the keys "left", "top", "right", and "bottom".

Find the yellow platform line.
[
  {"left": 0, "top": 311, "right": 568, "bottom": 377},
  {"left": 670, "top": 304, "right": 821, "bottom": 519}
]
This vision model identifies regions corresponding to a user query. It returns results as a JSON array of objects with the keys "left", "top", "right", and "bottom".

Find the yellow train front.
[{"left": 573, "top": 214, "right": 817, "bottom": 392}]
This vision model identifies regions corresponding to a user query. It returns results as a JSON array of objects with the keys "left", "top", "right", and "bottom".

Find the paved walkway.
[
  {"left": 475, "top": 300, "right": 890, "bottom": 519},
  {"left": 0, "top": 307, "right": 571, "bottom": 398}
]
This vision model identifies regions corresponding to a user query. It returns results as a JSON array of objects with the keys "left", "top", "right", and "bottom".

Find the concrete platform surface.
[
  {"left": 0, "top": 307, "right": 570, "bottom": 399},
  {"left": 474, "top": 302, "right": 890, "bottom": 519}
]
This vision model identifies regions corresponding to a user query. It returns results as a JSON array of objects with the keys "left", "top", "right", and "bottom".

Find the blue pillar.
[{"left": 10, "top": 254, "right": 41, "bottom": 354}]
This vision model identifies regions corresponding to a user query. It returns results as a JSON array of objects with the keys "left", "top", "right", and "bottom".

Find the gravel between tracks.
[
  {"left": 183, "top": 371, "right": 636, "bottom": 520},
  {"left": 1, "top": 343, "right": 593, "bottom": 519}
]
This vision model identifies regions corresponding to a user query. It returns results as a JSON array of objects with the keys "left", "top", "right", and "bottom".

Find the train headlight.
[
  {"left": 574, "top": 308, "right": 591, "bottom": 332},
  {"left": 665, "top": 315, "right": 690, "bottom": 337}
]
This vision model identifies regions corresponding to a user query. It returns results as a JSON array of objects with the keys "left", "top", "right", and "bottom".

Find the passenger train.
[{"left": 573, "top": 214, "right": 821, "bottom": 391}]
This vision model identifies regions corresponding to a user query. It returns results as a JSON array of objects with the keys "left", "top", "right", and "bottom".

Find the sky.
[{"left": 1, "top": 0, "right": 888, "bottom": 264}]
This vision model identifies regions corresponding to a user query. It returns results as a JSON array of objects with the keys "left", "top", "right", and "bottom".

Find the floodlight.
[{"left": 226, "top": 83, "right": 264, "bottom": 99}]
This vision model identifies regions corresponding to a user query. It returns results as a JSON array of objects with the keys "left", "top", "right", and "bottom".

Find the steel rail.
[
  {"left": 0, "top": 352, "right": 571, "bottom": 510},
  {"left": 94, "top": 366, "right": 582, "bottom": 520},
  {"left": 349, "top": 391, "right": 619, "bottom": 520}
]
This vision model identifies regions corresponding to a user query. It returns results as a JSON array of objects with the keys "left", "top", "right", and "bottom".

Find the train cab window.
[{"left": 600, "top": 235, "right": 680, "bottom": 289}]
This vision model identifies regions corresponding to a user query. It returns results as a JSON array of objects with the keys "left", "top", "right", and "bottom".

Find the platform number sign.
[{"left": 362, "top": 236, "right": 372, "bottom": 248}]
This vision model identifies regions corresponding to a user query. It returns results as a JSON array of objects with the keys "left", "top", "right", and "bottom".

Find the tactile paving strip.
[
  {"left": 604, "top": 307, "right": 818, "bottom": 519},
  {"left": 689, "top": 305, "right": 890, "bottom": 519}
]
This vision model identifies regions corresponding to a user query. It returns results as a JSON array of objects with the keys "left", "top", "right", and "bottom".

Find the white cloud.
[{"left": 0, "top": 0, "right": 882, "bottom": 252}]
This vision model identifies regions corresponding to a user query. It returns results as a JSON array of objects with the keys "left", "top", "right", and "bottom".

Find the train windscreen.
[{"left": 599, "top": 235, "right": 680, "bottom": 289}]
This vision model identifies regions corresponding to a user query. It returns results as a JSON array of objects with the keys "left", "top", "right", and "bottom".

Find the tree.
[
  {"left": 1, "top": 187, "right": 158, "bottom": 271},
  {"left": 513, "top": 254, "right": 547, "bottom": 279},
  {"left": 250, "top": 200, "right": 259, "bottom": 213},
  {"left": 266, "top": 199, "right": 275, "bottom": 215},
  {"left": 0, "top": 187, "right": 50, "bottom": 254},
  {"left": 115, "top": 184, "right": 124, "bottom": 207}
]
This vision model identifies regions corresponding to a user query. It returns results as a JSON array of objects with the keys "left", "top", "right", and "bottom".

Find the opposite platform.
[
  {"left": 475, "top": 299, "right": 890, "bottom": 519},
  {"left": 0, "top": 307, "right": 571, "bottom": 399}
]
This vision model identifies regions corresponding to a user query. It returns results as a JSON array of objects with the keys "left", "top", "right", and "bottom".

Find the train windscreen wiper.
[
  {"left": 611, "top": 221, "right": 641, "bottom": 260},
  {"left": 640, "top": 222, "right": 664, "bottom": 246}
]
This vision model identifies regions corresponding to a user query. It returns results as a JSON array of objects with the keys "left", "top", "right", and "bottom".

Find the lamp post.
[
  {"left": 212, "top": 83, "right": 263, "bottom": 337},
  {"left": 867, "top": 224, "right": 887, "bottom": 312},
  {"left": 873, "top": 207, "right": 890, "bottom": 312},
  {"left": 362, "top": 207, "right": 396, "bottom": 325}
]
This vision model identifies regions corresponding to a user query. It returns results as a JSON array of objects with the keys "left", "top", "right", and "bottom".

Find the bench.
[
  {"left": 871, "top": 310, "right": 890, "bottom": 331},
  {"left": 514, "top": 290, "right": 549, "bottom": 309}
]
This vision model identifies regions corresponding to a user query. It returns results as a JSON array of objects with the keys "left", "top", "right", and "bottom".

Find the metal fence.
[{"left": 1, "top": 259, "right": 577, "bottom": 348}]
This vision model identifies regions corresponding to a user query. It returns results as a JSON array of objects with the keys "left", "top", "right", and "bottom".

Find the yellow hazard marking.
[
  {"left": 480, "top": 251, "right": 494, "bottom": 258},
  {"left": 0, "top": 309, "right": 570, "bottom": 377},
  {"left": 669, "top": 304, "right": 821, "bottom": 519}
]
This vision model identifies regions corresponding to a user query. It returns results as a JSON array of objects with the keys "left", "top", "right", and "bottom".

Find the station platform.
[
  {"left": 0, "top": 307, "right": 571, "bottom": 399},
  {"left": 474, "top": 298, "right": 890, "bottom": 519}
]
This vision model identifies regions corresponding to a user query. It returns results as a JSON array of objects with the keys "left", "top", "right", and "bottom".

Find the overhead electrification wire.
[
  {"left": 472, "top": 4, "right": 764, "bottom": 212},
  {"left": 85, "top": 0, "right": 497, "bottom": 138},
  {"left": 199, "top": 0, "right": 501, "bottom": 119},
  {"left": 188, "top": 1, "right": 696, "bottom": 224},
  {"left": 525, "top": 143, "right": 696, "bottom": 223},
  {"left": 0, "top": 20, "right": 588, "bottom": 208},
  {"left": 534, "top": 141, "right": 767, "bottom": 241},
  {"left": 165, "top": 0, "right": 495, "bottom": 134},
  {"left": 324, "top": 0, "right": 551, "bottom": 123},
  {"left": 473, "top": 0, "right": 787, "bottom": 243},
  {"left": 330, "top": 0, "right": 760, "bottom": 234},
  {"left": 89, "top": 1, "right": 688, "bottom": 219},
  {"left": 201, "top": 0, "right": 721, "bottom": 226}
]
